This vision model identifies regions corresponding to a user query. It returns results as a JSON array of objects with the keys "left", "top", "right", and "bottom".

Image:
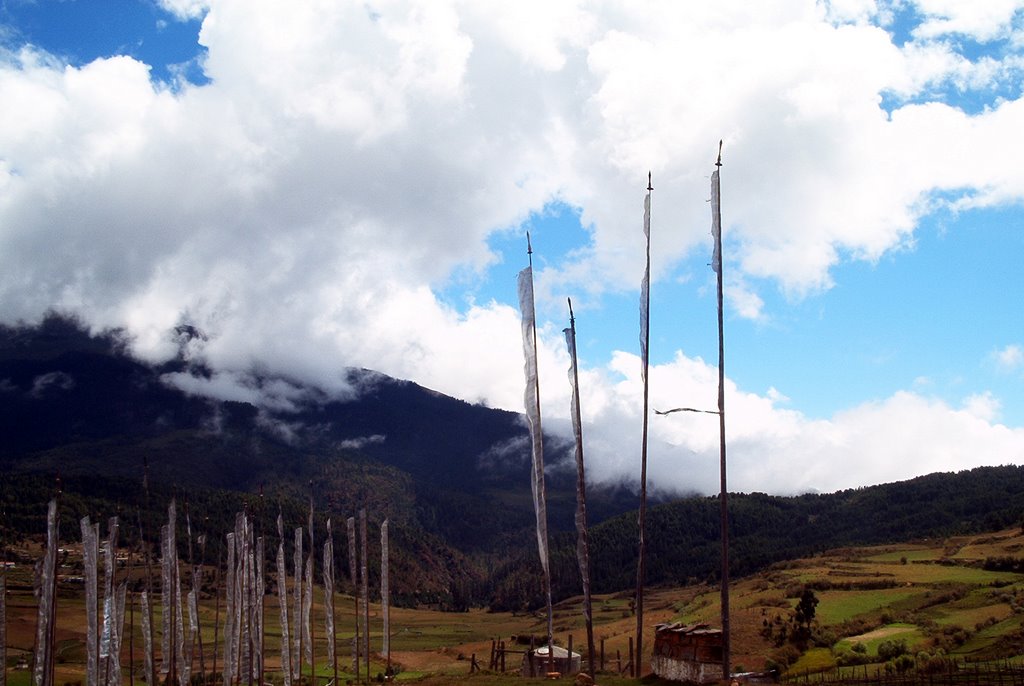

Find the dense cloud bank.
[{"left": 2, "top": 1, "right": 1024, "bottom": 494}]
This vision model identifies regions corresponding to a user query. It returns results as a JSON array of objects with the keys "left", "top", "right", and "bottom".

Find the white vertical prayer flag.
[
  {"left": 711, "top": 169, "right": 722, "bottom": 274},
  {"left": 100, "top": 517, "right": 119, "bottom": 675},
  {"left": 292, "top": 527, "right": 302, "bottom": 679},
  {"left": 323, "top": 520, "right": 335, "bottom": 673},
  {"left": 380, "top": 519, "right": 390, "bottom": 658},
  {"left": 254, "top": 535, "right": 265, "bottom": 683},
  {"left": 275, "top": 515, "right": 292, "bottom": 686},
  {"left": 32, "top": 499, "right": 58, "bottom": 686},
  {"left": 517, "top": 266, "right": 550, "bottom": 579},
  {"left": 81, "top": 517, "right": 99, "bottom": 686},
  {"left": 301, "top": 554, "right": 313, "bottom": 670},
  {"left": 141, "top": 591, "right": 154, "bottom": 686},
  {"left": 107, "top": 582, "right": 126, "bottom": 686},
  {"left": 222, "top": 532, "right": 236, "bottom": 686},
  {"left": 359, "top": 510, "right": 369, "bottom": 677},
  {"left": 346, "top": 517, "right": 359, "bottom": 677},
  {"left": 640, "top": 191, "right": 651, "bottom": 380},
  {"left": 518, "top": 256, "right": 554, "bottom": 652},
  {"left": 564, "top": 313, "right": 596, "bottom": 675}
]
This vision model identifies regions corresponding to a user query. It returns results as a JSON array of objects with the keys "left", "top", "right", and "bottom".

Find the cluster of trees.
[{"left": 759, "top": 587, "right": 819, "bottom": 648}]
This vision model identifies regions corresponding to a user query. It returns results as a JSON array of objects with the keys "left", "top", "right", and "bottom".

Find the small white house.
[{"left": 520, "top": 644, "right": 582, "bottom": 677}]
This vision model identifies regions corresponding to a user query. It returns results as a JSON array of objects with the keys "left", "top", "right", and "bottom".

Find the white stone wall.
[{"left": 651, "top": 655, "right": 724, "bottom": 684}]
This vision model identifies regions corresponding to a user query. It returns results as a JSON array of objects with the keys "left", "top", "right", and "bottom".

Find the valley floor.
[{"left": 5, "top": 528, "right": 1024, "bottom": 684}]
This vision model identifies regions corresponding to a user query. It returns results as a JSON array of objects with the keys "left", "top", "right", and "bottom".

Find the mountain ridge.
[{"left": 2, "top": 315, "right": 1023, "bottom": 612}]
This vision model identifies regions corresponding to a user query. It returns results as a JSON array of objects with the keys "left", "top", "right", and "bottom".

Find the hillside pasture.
[
  {"left": 814, "top": 588, "right": 923, "bottom": 624},
  {"left": 862, "top": 546, "right": 944, "bottom": 563},
  {"left": 838, "top": 623, "right": 926, "bottom": 655}
]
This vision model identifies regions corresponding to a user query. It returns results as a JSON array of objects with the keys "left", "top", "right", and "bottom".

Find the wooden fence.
[{"left": 784, "top": 659, "right": 1024, "bottom": 686}]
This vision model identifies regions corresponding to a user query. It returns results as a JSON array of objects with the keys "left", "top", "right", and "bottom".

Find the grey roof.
[{"left": 654, "top": 622, "right": 722, "bottom": 636}]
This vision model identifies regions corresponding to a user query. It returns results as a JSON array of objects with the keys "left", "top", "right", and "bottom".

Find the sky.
[{"left": 1, "top": 0, "right": 1023, "bottom": 497}]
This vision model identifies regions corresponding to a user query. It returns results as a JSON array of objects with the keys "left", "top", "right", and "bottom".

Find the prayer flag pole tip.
[
  {"left": 647, "top": 171, "right": 653, "bottom": 191},
  {"left": 567, "top": 297, "right": 574, "bottom": 323},
  {"left": 716, "top": 140, "right": 723, "bottom": 167}
]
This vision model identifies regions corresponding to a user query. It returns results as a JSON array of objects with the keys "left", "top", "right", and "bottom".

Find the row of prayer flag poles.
[
  {"left": 517, "top": 144, "right": 730, "bottom": 678},
  {"left": 9, "top": 494, "right": 390, "bottom": 686}
]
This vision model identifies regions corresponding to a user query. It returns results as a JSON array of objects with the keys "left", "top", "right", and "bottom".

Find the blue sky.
[
  {"left": 473, "top": 193, "right": 1024, "bottom": 425},
  {"left": 2, "top": 0, "right": 1023, "bottom": 496},
  {"left": 1, "top": 0, "right": 207, "bottom": 85}
]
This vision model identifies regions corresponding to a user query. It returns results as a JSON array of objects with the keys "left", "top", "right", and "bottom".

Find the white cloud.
[
  {"left": 162, "top": 370, "right": 335, "bottom": 412},
  {"left": 725, "top": 280, "right": 766, "bottom": 321},
  {"left": 30, "top": 371, "right": 75, "bottom": 398},
  {"left": 821, "top": 0, "right": 885, "bottom": 26},
  {"left": 158, "top": 0, "right": 210, "bottom": 21},
  {"left": 993, "top": 344, "right": 1024, "bottom": 371},
  {"left": 338, "top": 434, "right": 387, "bottom": 450},
  {"left": 529, "top": 344, "right": 1024, "bottom": 496},
  {"left": 2, "top": 1, "right": 1024, "bottom": 495},
  {"left": 911, "top": 0, "right": 1024, "bottom": 42},
  {"left": 962, "top": 391, "right": 1001, "bottom": 422}
]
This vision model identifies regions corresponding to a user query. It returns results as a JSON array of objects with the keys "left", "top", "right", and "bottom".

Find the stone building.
[{"left": 651, "top": 622, "right": 724, "bottom": 684}]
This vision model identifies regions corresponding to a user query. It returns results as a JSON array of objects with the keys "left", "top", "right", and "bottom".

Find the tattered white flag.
[
  {"left": 323, "top": 520, "right": 335, "bottom": 673},
  {"left": 276, "top": 515, "right": 292, "bottom": 686},
  {"left": 81, "top": 517, "right": 99, "bottom": 686},
  {"left": 517, "top": 266, "right": 550, "bottom": 579},
  {"left": 711, "top": 169, "right": 722, "bottom": 274},
  {"left": 380, "top": 519, "right": 390, "bottom": 658},
  {"left": 640, "top": 191, "right": 651, "bottom": 381}
]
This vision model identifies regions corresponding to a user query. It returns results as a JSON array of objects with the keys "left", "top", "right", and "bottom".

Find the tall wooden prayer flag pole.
[
  {"left": 323, "top": 519, "right": 336, "bottom": 686},
  {"left": 564, "top": 298, "right": 595, "bottom": 676},
  {"left": 517, "top": 232, "right": 554, "bottom": 663},
  {"left": 711, "top": 141, "right": 731, "bottom": 678},
  {"left": 636, "top": 173, "right": 653, "bottom": 676},
  {"left": 306, "top": 485, "right": 315, "bottom": 686},
  {"left": 346, "top": 516, "right": 359, "bottom": 683},
  {"left": 32, "top": 495, "right": 59, "bottom": 686},
  {"left": 359, "top": 509, "right": 370, "bottom": 681},
  {"left": 275, "top": 513, "right": 292, "bottom": 686},
  {"left": 380, "top": 519, "right": 391, "bottom": 677}
]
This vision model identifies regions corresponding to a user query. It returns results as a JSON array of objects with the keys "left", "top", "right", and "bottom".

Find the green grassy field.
[
  {"left": 665, "top": 528, "right": 1024, "bottom": 678},
  {"left": 814, "top": 589, "right": 922, "bottom": 624}
]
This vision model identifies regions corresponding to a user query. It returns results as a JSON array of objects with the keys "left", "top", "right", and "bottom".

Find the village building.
[
  {"left": 520, "top": 644, "right": 581, "bottom": 677},
  {"left": 651, "top": 622, "right": 724, "bottom": 684}
]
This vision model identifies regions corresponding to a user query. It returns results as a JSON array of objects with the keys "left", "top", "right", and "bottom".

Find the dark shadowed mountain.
[
  {"left": 3, "top": 315, "right": 1023, "bottom": 612},
  {"left": 0, "top": 314, "right": 641, "bottom": 606}
]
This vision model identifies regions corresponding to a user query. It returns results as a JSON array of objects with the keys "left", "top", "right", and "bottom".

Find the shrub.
[
  {"left": 835, "top": 649, "right": 871, "bottom": 667},
  {"left": 894, "top": 654, "right": 915, "bottom": 673},
  {"left": 768, "top": 643, "right": 802, "bottom": 670},
  {"left": 877, "top": 638, "right": 908, "bottom": 661}
]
